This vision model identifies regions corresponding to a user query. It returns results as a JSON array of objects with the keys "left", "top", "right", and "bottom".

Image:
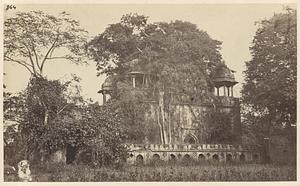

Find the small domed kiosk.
[
  {"left": 128, "top": 71, "right": 158, "bottom": 89},
  {"left": 98, "top": 76, "right": 113, "bottom": 104},
  {"left": 213, "top": 63, "right": 238, "bottom": 97},
  {"left": 129, "top": 71, "right": 146, "bottom": 88}
]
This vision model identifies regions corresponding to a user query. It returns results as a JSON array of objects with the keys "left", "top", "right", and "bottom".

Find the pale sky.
[{"left": 3, "top": 4, "right": 293, "bottom": 104}]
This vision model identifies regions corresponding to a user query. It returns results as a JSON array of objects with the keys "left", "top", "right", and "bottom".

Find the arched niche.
[{"left": 183, "top": 134, "right": 198, "bottom": 144}]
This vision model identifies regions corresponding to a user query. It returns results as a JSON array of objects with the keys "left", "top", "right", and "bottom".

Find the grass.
[{"left": 5, "top": 163, "right": 296, "bottom": 182}]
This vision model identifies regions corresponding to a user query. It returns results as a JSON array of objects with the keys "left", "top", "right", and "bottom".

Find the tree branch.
[
  {"left": 4, "top": 56, "right": 34, "bottom": 75},
  {"left": 40, "top": 34, "right": 60, "bottom": 73},
  {"left": 31, "top": 42, "right": 41, "bottom": 72},
  {"left": 22, "top": 42, "right": 38, "bottom": 76},
  {"left": 56, "top": 104, "right": 69, "bottom": 115},
  {"left": 46, "top": 56, "right": 69, "bottom": 60},
  {"left": 136, "top": 46, "right": 143, "bottom": 53}
]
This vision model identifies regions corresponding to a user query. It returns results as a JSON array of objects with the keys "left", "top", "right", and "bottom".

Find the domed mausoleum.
[{"left": 99, "top": 62, "right": 261, "bottom": 164}]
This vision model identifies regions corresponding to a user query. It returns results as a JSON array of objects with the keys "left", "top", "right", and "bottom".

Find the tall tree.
[
  {"left": 4, "top": 10, "right": 88, "bottom": 128},
  {"left": 242, "top": 8, "right": 296, "bottom": 141},
  {"left": 87, "top": 13, "right": 223, "bottom": 144},
  {"left": 4, "top": 11, "right": 88, "bottom": 77},
  {"left": 19, "top": 77, "right": 78, "bottom": 158}
]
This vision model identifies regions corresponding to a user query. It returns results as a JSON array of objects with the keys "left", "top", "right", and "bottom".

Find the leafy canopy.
[
  {"left": 242, "top": 8, "right": 296, "bottom": 136},
  {"left": 87, "top": 13, "right": 222, "bottom": 97},
  {"left": 4, "top": 11, "right": 88, "bottom": 77},
  {"left": 87, "top": 13, "right": 224, "bottom": 144}
]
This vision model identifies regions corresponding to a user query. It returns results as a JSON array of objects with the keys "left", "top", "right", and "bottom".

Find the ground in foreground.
[{"left": 5, "top": 163, "right": 296, "bottom": 182}]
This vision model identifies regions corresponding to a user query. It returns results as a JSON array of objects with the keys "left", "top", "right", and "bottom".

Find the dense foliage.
[
  {"left": 87, "top": 13, "right": 224, "bottom": 144},
  {"left": 87, "top": 13, "right": 222, "bottom": 95},
  {"left": 4, "top": 77, "right": 128, "bottom": 166},
  {"left": 4, "top": 90, "right": 28, "bottom": 165},
  {"left": 242, "top": 8, "right": 296, "bottom": 143},
  {"left": 3, "top": 11, "right": 128, "bottom": 167},
  {"left": 206, "top": 111, "right": 236, "bottom": 144},
  {"left": 74, "top": 102, "right": 128, "bottom": 166},
  {"left": 21, "top": 78, "right": 75, "bottom": 155}
]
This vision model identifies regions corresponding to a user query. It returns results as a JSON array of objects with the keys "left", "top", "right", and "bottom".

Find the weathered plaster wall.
[{"left": 145, "top": 96, "right": 242, "bottom": 144}]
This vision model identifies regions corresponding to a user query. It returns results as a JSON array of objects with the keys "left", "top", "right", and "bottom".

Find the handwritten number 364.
[{"left": 6, "top": 5, "right": 16, "bottom": 10}]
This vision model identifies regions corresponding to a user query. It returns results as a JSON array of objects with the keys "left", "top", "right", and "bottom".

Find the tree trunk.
[
  {"left": 158, "top": 90, "right": 168, "bottom": 144},
  {"left": 44, "top": 109, "right": 49, "bottom": 125},
  {"left": 264, "top": 111, "right": 274, "bottom": 163},
  {"left": 157, "top": 108, "right": 164, "bottom": 144},
  {"left": 168, "top": 110, "right": 172, "bottom": 144}
]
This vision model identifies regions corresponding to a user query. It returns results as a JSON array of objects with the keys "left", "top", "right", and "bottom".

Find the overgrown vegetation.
[
  {"left": 242, "top": 8, "right": 296, "bottom": 144},
  {"left": 205, "top": 110, "right": 236, "bottom": 144},
  {"left": 3, "top": 11, "right": 128, "bottom": 167},
  {"left": 241, "top": 8, "right": 296, "bottom": 163},
  {"left": 4, "top": 77, "right": 128, "bottom": 167},
  {"left": 3, "top": 7, "right": 297, "bottom": 182},
  {"left": 87, "top": 13, "right": 225, "bottom": 144},
  {"left": 5, "top": 164, "right": 296, "bottom": 182}
]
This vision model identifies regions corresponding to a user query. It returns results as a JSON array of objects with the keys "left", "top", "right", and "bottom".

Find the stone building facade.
[{"left": 99, "top": 63, "right": 261, "bottom": 164}]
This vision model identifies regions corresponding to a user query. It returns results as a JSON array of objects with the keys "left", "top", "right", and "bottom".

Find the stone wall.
[
  {"left": 126, "top": 144, "right": 261, "bottom": 164},
  {"left": 145, "top": 96, "right": 242, "bottom": 144}
]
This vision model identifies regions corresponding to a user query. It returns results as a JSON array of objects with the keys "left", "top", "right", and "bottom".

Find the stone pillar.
[
  {"left": 132, "top": 75, "right": 136, "bottom": 88},
  {"left": 217, "top": 87, "right": 219, "bottom": 96},
  {"left": 231, "top": 86, "right": 234, "bottom": 97},
  {"left": 223, "top": 86, "right": 226, "bottom": 96},
  {"left": 102, "top": 93, "right": 106, "bottom": 104},
  {"left": 145, "top": 76, "right": 148, "bottom": 87},
  {"left": 227, "top": 87, "right": 230, "bottom": 96}
]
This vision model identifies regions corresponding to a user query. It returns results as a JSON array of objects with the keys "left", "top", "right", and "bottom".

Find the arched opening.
[
  {"left": 169, "top": 154, "right": 176, "bottom": 163},
  {"left": 178, "top": 154, "right": 182, "bottom": 159},
  {"left": 198, "top": 154, "right": 205, "bottom": 161},
  {"left": 152, "top": 154, "right": 161, "bottom": 165},
  {"left": 170, "top": 154, "right": 176, "bottom": 159},
  {"left": 226, "top": 154, "right": 233, "bottom": 162},
  {"left": 182, "top": 154, "right": 192, "bottom": 164},
  {"left": 183, "top": 134, "right": 198, "bottom": 144},
  {"left": 240, "top": 154, "right": 245, "bottom": 162},
  {"left": 253, "top": 154, "right": 259, "bottom": 163},
  {"left": 153, "top": 154, "right": 160, "bottom": 161},
  {"left": 212, "top": 154, "right": 219, "bottom": 161},
  {"left": 183, "top": 154, "right": 191, "bottom": 159},
  {"left": 66, "top": 144, "right": 77, "bottom": 164},
  {"left": 136, "top": 154, "right": 144, "bottom": 165}
]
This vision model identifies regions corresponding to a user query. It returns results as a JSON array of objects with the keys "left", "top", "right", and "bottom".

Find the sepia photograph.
[{"left": 1, "top": 0, "right": 297, "bottom": 182}]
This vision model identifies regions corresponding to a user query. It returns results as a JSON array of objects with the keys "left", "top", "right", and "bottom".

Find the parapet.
[{"left": 125, "top": 143, "right": 259, "bottom": 152}]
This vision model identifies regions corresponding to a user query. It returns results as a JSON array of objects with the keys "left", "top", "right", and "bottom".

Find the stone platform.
[{"left": 126, "top": 144, "right": 261, "bottom": 164}]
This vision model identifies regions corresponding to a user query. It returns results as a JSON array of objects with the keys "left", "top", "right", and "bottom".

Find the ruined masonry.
[{"left": 99, "top": 63, "right": 261, "bottom": 164}]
